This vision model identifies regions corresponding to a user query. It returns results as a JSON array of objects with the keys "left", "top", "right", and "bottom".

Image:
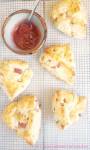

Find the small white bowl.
[{"left": 2, "top": 9, "right": 47, "bottom": 55}]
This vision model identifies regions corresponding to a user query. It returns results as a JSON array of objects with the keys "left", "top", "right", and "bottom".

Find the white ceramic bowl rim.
[{"left": 2, "top": 9, "right": 47, "bottom": 55}]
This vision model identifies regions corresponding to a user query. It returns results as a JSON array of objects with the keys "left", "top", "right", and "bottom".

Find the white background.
[{"left": 0, "top": 0, "right": 89, "bottom": 150}]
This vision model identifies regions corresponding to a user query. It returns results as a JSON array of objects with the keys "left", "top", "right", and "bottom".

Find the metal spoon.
[{"left": 28, "top": 0, "right": 41, "bottom": 21}]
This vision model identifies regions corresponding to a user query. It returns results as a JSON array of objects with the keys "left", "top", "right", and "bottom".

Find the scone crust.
[
  {"left": 0, "top": 60, "right": 33, "bottom": 100},
  {"left": 51, "top": 0, "right": 87, "bottom": 38},
  {"left": 52, "top": 89, "right": 86, "bottom": 129},
  {"left": 40, "top": 44, "right": 75, "bottom": 84},
  {"left": 3, "top": 95, "right": 41, "bottom": 144}
]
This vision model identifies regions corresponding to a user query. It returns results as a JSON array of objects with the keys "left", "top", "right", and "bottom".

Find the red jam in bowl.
[{"left": 12, "top": 20, "right": 41, "bottom": 51}]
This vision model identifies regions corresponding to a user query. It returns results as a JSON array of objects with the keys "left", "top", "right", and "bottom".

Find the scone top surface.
[
  {"left": 40, "top": 44, "right": 75, "bottom": 84},
  {"left": 0, "top": 60, "right": 33, "bottom": 100},
  {"left": 51, "top": 0, "right": 87, "bottom": 38},
  {"left": 52, "top": 89, "right": 86, "bottom": 129},
  {"left": 3, "top": 95, "right": 41, "bottom": 144}
]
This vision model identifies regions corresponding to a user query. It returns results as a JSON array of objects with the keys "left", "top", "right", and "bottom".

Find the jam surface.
[{"left": 13, "top": 20, "right": 41, "bottom": 51}]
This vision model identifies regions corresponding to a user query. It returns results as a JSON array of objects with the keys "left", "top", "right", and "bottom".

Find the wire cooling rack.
[{"left": 0, "top": 0, "right": 90, "bottom": 150}]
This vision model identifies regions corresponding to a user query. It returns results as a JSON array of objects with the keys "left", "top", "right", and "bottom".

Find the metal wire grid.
[{"left": 0, "top": 0, "right": 90, "bottom": 150}]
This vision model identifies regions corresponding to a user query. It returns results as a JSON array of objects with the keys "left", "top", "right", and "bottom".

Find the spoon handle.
[{"left": 28, "top": 0, "right": 41, "bottom": 21}]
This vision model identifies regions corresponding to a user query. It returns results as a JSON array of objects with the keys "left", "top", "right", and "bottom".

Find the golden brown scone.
[
  {"left": 2, "top": 95, "right": 41, "bottom": 145},
  {"left": 0, "top": 60, "right": 33, "bottom": 100},
  {"left": 40, "top": 44, "right": 75, "bottom": 84},
  {"left": 52, "top": 89, "right": 86, "bottom": 129},
  {"left": 51, "top": 0, "right": 87, "bottom": 38}
]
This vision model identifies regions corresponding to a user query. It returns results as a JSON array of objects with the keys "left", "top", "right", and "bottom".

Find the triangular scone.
[
  {"left": 40, "top": 44, "right": 75, "bottom": 84},
  {"left": 2, "top": 95, "right": 41, "bottom": 145},
  {"left": 51, "top": 0, "right": 87, "bottom": 38},
  {"left": 52, "top": 89, "right": 86, "bottom": 129},
  {"left": 0, "top": 60, "right": 33, "bottom": 100}
]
